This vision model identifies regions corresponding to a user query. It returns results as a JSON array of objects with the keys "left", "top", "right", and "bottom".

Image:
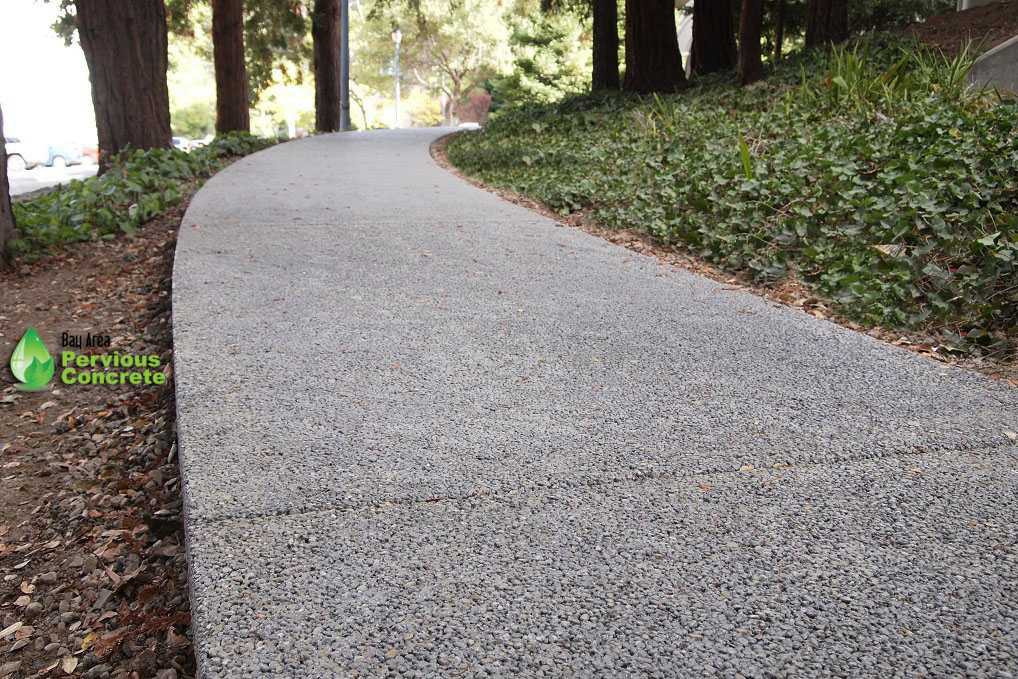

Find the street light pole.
[
  {"left": 340, "top": 0, "right": 350, "bottom": 130},
  {"left": 391, "top": 28, "right": 402, "bottom": 129}
]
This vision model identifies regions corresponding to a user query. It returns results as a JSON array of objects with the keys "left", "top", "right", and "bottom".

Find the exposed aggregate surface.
[{"left": 172, "top": 129, "right": 1018, "bottom": 677}]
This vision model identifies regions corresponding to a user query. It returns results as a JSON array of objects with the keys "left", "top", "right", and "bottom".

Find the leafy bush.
[
  {"left": 448, "top": 38, "right": 1017, "bottom": 352},
  {"left": 171, "top": 101, "right": 216, "bottom": 138},
  {"left": 11, "top": 133, "right": 275, "bottom": 260}
]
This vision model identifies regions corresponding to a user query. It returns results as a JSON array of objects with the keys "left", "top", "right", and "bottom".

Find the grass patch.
[
  {"left": 10, "top": 132, "right": 276, "bottom": 261},
  {"left": 448, "top": 37, "right": 1017, "bottom": 353}
]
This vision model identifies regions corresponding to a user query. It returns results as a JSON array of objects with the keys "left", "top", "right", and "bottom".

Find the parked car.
[
  {"left": 45, "top": 143, "right": 82, "bottom": 167},
  {"left": 188, "top": 134, "right": 215, "bottom": 151},
  {"left": 80, "top": 145, "right": 99, "bottom": 165},
  {"left": 172, "top": 136, "right": 190, "bottom": 151},
  {"left": 4, "top": 136, "right": 47, "bottom": 170}
]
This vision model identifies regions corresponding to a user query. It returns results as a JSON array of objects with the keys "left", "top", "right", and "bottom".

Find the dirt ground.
[
  {"left": 909, "top": 0, "right": 1018, "bottom": 55},
  {"left": 431, "top": 137, "right": 1018, "bottom": 387},
  {"left": 0, "top": 197, "right": 195, "bottom": 679}
]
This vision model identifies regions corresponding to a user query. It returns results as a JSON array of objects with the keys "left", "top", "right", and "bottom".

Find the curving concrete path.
[{"left": 173, "top": 129, "right": 1018, "bottom": 678}]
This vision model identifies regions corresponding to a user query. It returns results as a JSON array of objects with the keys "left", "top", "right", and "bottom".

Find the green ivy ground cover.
[
  {"left": 10, "top": 133, "right": 275, "bottom": 260},
  {"left": 448, "top": 39, "right": 1017, "bottom": 353}
]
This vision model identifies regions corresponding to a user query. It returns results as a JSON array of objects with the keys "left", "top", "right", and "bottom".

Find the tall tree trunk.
[
  {"left": 312, "top": 0, "right": 342, "bottom": 133},
  {"left": 805, "top": 0, "right": 848, "bottom": 48},
  {"left": 690, "top": 0, "right": 736, "bottom": 76},
  {"left": 738, "top": 0, "right": 765, "bottom": 85},
  {"left": 213, "top": 0, "right": 250, "bottom": 133},
  {"left": 75, "top": 0, "right": 171, "bottom": 172},
  {"left": 592, "top": 0, "right": 620, "bottom": 91},
  {"left": 448, "top": 97, "right": 460, "bottom": 127},
  {"left": 0, "top": 105, "right": 16, "bottom": 266},
  {"left": 773, "top": 0, "right": 786, "bottom": 60},
  {"left": 623, "top": 0, "right": 687, "bottom": 94}
]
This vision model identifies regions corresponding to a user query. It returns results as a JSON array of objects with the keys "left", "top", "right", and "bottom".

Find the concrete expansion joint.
[{"left": 184, "top": 440, "right": 1016, "bottom": 529}]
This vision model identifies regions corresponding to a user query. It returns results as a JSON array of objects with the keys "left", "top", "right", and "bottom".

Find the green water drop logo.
[{"left": 10, "top": 328, "right": 54, "bottom": 391}]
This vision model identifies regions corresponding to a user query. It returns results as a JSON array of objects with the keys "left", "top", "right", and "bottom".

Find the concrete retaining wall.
[
  {"left": 968, "top": 33, "right": 1018, "bottom": 94},
  {"left": 957, "top": 0, "right": 999, "bottom": 9}
]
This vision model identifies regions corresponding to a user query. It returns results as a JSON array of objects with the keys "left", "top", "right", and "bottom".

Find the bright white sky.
[{"left": 0, "top": 1, "right": 97, "bottom": 144}]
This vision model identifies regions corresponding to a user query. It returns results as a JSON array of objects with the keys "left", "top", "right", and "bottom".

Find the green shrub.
[
  {"left": 10, "top": 132, "right": 275, "bottom": 259},
  {"left": 448, "top": 38, "right": 1017, "bottom": 352}
]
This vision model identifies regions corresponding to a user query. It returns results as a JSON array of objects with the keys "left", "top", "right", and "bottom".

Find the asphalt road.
[
  {"left": 173, "top": 129, "right": 1018, "bottom": 678},
  {"left": 8, "top": 164, "right": 98, "bottom": 198}
]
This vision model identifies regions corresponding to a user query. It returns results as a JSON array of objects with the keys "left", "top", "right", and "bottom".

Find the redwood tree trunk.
[
  {"left": 690, "top": 0, "right": 736, "bottom": 76},
  {"left": 75, "top": 0, "right": 172, "bottom": 171},
  {"left": 0, "top": 105, "right": 16, "bottom": 266},
  {"left": 312, "top": 0, "right": 342, "bottom": 133},
  {"left": 774, "top": 0, "right": 786, "bottom": 60},
  {"left": 592, "top": 0, "right": 620, "bottom": 91},
  {"left": 623, "top": 0, "right": 686, "bottom": 94},
  {"left": 805, "top": 0, "right": 848, "bottom": 48},
  {"left": 738, "top": 0, "right": 765, "bottom": 85},
  {"left": 213, "top": 0, "right": 250, "bottom": 133}
]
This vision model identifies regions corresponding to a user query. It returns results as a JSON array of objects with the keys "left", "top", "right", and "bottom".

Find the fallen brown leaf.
[{"left": 0, "top": 622, "right": 22, "bottom": 641}]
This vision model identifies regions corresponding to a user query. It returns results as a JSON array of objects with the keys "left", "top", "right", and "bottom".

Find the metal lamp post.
[{"left": 391, "top": 28, "right": 402, "bottom": 129}]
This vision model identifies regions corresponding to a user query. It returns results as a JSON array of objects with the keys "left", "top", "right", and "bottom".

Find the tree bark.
[
  {"left": 623, "top": 0, "right": 686, "bottom": 94},
  {"left": 75, "top": 0, "right": 172, "bottom": 172},
  {"left": 592, "top": 0, "right": 620, "bottom": 91},
  {"left": 738, "top": 0, "right": 765, "bottom": 85},
  {"left": 0, "top": 104, "right": 16, "bottom": 266},
  {"left": 773, "top": 0, "right": 786, "bottom": 60},
  {"left": 312, "top": 0, "right": 342, "bottom": 133},
  {"left": 448, "top": 97, "right": 460, "bottom": 127},
  {"left": 213, "top": 0, "right": 250, "bottom": 133},
  {"left": 805, "top": 0, "right": 848, "bottom": 48},
  {"left": 690, "top": 0, "right": 736, "bottom": 76}
]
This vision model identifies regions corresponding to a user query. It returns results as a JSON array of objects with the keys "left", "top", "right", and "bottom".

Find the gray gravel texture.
[{"left": 173, "top": 129, "right": 1018, "bottom": 677}]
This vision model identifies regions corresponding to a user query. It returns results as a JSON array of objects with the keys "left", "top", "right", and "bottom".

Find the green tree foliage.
[
  {"left": 848, "top": 0, "right": 956, "bottom": 32},
  {"left": 204, "top": 0, "right": 310, "bottom": 95},
  {"left": 168, "top": 5, "right": 217, "bottom": 137},
  {"left": 488, "top": 4, "right": 592, "bottom": 109},
  {"left": 51, "top": 0, "right": 309, "bottom": 98},
  {"left": 712, "top": 0, "right": 956, "bottom": 65},
  {"left": 368, "top": 0, "right": 513, "bottom": 122},
  {"left": 172, "top": 102, "right": 217, "bottom": 137}
]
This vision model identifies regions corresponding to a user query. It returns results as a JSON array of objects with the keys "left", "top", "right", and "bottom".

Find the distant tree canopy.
[
  {"left": 39, "top": 0, "right": 961, "bottom": 149},
  {"left": 0, "top": 0, "right": 966, "bottom": 263},
  {"left": 52, "top": 0, "right": 310, "bottom": 98},
  {"left": 488, "top": 5, "right": 592, "bottom": 109}
]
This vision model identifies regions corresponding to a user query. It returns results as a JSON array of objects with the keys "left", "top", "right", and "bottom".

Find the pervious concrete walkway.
[{"left": 173, "top": 129, "right": 1018, "bottom": 678}]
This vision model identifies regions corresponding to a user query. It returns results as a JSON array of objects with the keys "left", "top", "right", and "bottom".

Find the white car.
[
  {"left": 4, "top": 136, "right": 48, "bottom": 171},
  {"left": 188, "top": 134, "right": 215, "bottom": 151}
]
